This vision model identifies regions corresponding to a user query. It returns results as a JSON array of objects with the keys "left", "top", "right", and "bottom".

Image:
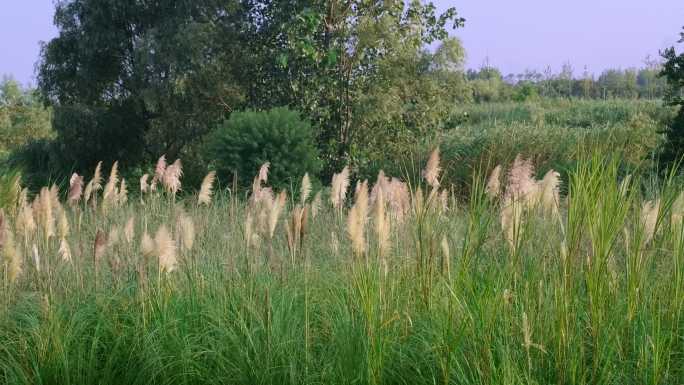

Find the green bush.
[{"left": 208, "top": 107, "right": 321, "bottom": 189}]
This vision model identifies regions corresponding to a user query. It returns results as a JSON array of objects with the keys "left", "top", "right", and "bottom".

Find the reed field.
[{"left": 0, "top": 148, "right": 683, "bottom": 385}]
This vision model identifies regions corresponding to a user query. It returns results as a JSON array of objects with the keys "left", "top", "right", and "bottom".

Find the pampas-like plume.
[
  {"left": 84, "top": 180, "right": 94, "bottom": 205},
  {"left": 177, "top": 213, "right": 195, "bottom": 252},
  {"left": 59, "top": 238, "right": 72, "bottom": 262},
  {"left": 198, "top": 171, "right": 216, "bottom": 206},
  {"left": 155, "top": 225, "right": 177, "bottom": 273},
  {"left": 163, "top": 159, "right": 183, "bottom": 194},
  {"left": 92, "top": 161, "right": 103, "bottom": 191},
  {"left": 94, "top": 230, "right": 107, "bottom": 264},
  {"left": 124, "top": 217, "right": 135, "bottom": 243},
  {"left": 57, "top": 206, "right": 69, "bottom": 239},
  {"left": 310, "top": 191, "right": 322, "bottom": 219},
  {"left": 268, "top": 190, "right": 287, "bottom": 238},
  {"left": 16, "top": 203, "right": 35, "bottom": 239},
  {"left": 538, "top": 170, "right": 560, "bottom": 215},
  {"left": 500, "top": 199, "right": 523, "bottom": 252},
  {"left": 373, "top": 185, "right": 390, "bottom": 259},
  {"left": 331, "top": 166, "right": 350, "bottom": 210},
  {"left": 422, "top": 148, "right": 441, "bottom": 188},
  {"left": 258, "top": 162, "right": 270, "bottom": 185},
  {"left": 505, "top": 155, "right": 537, "bottom": 204},
  {"left": 486, "top": 165, "right": 502, "bottom": 199},
  {"left": 34, "top": 187, "right": 55, "bottom": 239},
  {"left": 300, "top": 173, "right": 311, "bottom": 205},
  {"left": 103, "top": 161, "right": 119, "bottom": 203},
  {"left": 141, "top": 231, "right": 155, "bottom": 259},
  {"left": 68, "top": 173, "right": 84, "bottom": 206},
  {"left": 119, "top": 179, "right": 128, "bottom": 204},
  {"left": 347, "top": 180, "right": 369, "bottom": 257},
  {"left": 140, "top": 174, "right": 150, "bottom": 194},
  {"left": 641, "top": 199, "right": 660, "bottom": 244},
  {"left": 3, "top": 230, "right": 22, "bottom": 282},
  {"left": 154, "top": 155, "right": 167, "bottom": 184}
]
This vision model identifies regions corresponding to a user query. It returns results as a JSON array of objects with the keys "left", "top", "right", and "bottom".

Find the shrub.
[{"left": 207, "top": 107, "right": 321, "bottom": 189}]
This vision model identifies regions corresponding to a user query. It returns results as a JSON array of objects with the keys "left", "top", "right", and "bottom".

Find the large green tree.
[
  {"left": 0, "top": 77, "right": 53, "bottom": 157},
  {"left": 660, "top": 27, "right": 684, "bottom": 168}
]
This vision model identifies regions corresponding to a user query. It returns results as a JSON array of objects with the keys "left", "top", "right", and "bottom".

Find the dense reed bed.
[{"left": 0, "top": 152, "right": 683, "bottom": 385}]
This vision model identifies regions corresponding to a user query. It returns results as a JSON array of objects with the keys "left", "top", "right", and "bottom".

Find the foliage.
[
  {"left": 207, "top": 107, "right": 321, "bottom": 189},
  {"left": 0, "top": 77, "right": 53, "bottom": 158},
  {"left": 659, "top": 27, "right": 684, "bottom": 168}
]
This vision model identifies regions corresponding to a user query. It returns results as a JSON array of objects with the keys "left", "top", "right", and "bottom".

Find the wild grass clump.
[{"left": 0, "top": 150, "right": 683, "bottom": 385}]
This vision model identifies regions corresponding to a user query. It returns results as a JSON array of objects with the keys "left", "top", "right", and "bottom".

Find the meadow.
[{"left": 1, "top": 142, "right": 684, "bottom": 385}]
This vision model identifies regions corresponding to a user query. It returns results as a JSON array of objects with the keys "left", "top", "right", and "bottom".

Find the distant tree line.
[{"left": 466, "top": 58, "right": 670, "bottom": 103}]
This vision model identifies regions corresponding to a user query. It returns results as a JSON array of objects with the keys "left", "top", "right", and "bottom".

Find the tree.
[
  {"left": 38, "top": 0, "right": 248, "bottom": 170},
  {"left": 659, "top": 27, "right": 684, "bottom": 168},
  {"left": 38, "top": 0, "right": 464, "bottom": 178},
  {"left": 0, "top": 76, "right": 53, "bottom": 157}
]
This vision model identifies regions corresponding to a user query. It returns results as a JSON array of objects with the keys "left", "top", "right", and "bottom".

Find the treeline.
[{"left": 466, "top": 61, "right": 669, "bottom": 102}]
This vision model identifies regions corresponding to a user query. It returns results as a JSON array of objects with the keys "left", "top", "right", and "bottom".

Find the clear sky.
[{"left": 1, "top": 1, "right": 683, "bottom": 85}]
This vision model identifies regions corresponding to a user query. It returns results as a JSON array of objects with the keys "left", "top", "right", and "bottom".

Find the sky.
[{"left": 1, "top": 0, "right": 683, "bottom": 86}]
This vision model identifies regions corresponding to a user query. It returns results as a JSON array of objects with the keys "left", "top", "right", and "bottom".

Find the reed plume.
[
  {"left": 57, "top": 206, "right": 69, "bottom": 239},
  {"left": 103, "top": 161, "right": 119, "bottom": 203},
  {"left": 163, "top": 159, "right": 183, "bottom": 195},
  {"left": 300, "top": 173, "right": 311, "bottom": 205},
  {"left": 177, "top": 213, "right": 195, "bottom": 252},
  {"left": 423, "top": 148, "right": 441, "bottom": 188},
  {"left": 310, "top": 191, "right": 322, "bottom": 219},
  {"left": 198, "top": 171, "right": 216, "bottom": 206},
  {"left": 486, "top": 165, "right": 502, "bottom": 199},
  {"left": 153, "top": 155, "right": 167, "bottom": 186},
  {"left": 140, "top": 174, "right": 150, "bottom": 194},
  {"left": 119, "top": 179, "right": 128, "bottom": 204},
  {"left": 373, "top": 185, "right": 390, "bottom": 259},
  {"left": 141, "top": 231, "right": 155, "bottom": 259},
  {"left": 331, "top": 166, "right": 350, "bottom": 210},
  {"left": 347, "top": 180, "right": 369, "bottom": 258},
  {"left": 268, "top": 190, "right": 287, "bottom": 239},
  {"left": 538, "top": 170, "right": 560, "bottom": 216},
  {"left": 68, "top": 173, "right": 84, "bottom": 206},
  {"left": 124, "top": 217, "right": 135, "bottom": 244},
  {"left": 155, "top": 225, "right": 177, "bottom": 273},
  {"left": 58, "top": 238, "right": 72, "bottom": 262},
  {"left": 3, "top": 229, "right": 22, "bottom": 283}
]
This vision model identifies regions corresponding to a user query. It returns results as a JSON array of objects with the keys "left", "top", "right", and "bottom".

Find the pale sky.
[{"left": 1, "top": 1, "right": 683, "bottom": 85}]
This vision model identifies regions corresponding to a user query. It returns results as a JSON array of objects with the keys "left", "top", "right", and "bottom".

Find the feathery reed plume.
[
  {"left": 124, "top": 217, "right": 135, "bottom": 244},
  {"left": 331, "top": 166, "right": 350, "bottom": 210},
  {"left": 140, "top": 174, "right": 150, "bottom": 194},
  {"left": 413, "top": 186, "right": 424, "bottom": 216},
  {"left": 68, "top": 173, "right": 84, "bottom": 206},
  {"left": 287, "top": 205, "right": 306, "bottom": 256},
  {"left": 153, "top": 155, "right": 167, "bottom": 185},
  {"left": 103, "top": 161, "right": 119, "bottom": 203},
  {"left": 505, "top": 155, "right": 537, "bottom": 204},
  {"left": 388, "top": 178, "right": 410, "bottom": 223},
  {"left": 119, "top": 179, "right": 128, "bottom": 204},
  {"left": 141, "top": 231, "right": 155, "bottom": 259},
  {"left": 500, "top": 198, "right": 523, "bottom": 252},
  {"left": 268, "top": 190, "right": 287, "bottom": 238},
  {"left": 486, "top": 165, "right": 502, "bottom": 199},
  {"left": 198, "top": 171, "right": 216, "bottom": 206},
  {"left": 373, "top": 185, "right": 390, "bottom": 259},
  {"left": 163, "top": 159, "right": 183, "bottom": 194},
  {"left": 155, "top": 225, "right": 177, "bottom": 273},
  {"left": 92, "top": 161, "right": 103, "bottom": 191},
  {"left": 441, "top": 235, "right": 450, "bottom": 277},
  {"left": 18, "top": 187, "right": 28, "bottom": 209},
  {"left": 347, "top": 180, "right": 369, "bottom": 258},
  {"left": 58, "top": 238, "right": 72, "bottom": 262},
  {"left": 16, "top": 203, "right": 35, "bottom": 240},
  {"left": 641, "top": 199, "right": 660, "bottom": 244},
  {"left": 3, "top": 229, "right": 22, "bottom": 283},
  {"left": 310, "top": 191, "right": 322, "bottom": 219},
  {"left": 539, "top": 170, "right": 561, "bottom": 216},
  {"left": 32, "top": 243, "right": 40, "bottom": 272},
  {"left": 84, "top": 180, "right": 94, "bottom": 205},
  {"left": 94, "top": 230, "right": 107, "bottom": 264},
  {"left": 258, "top": 162, "right": 270, "bottom": 184},
  {"left": 245, "top": 212, "right": 254, "bottom": 249},
  {"left": 177, "top": 213, "right": 195, "bottom": 252},
  {"left": 57, "top": 206, "right": 69, "bottom": 239},
  {"left": 34, "top": 187, "right": 55, "bottom": 239},
  {"left": 109, "top": 226, "right": 120, "bottom": 247},
  {"left": 300, "top": 173, "right": 311, "bottom": 205},
  {"left": 422, "top": 148, "right": 441, "bottom": 188}
]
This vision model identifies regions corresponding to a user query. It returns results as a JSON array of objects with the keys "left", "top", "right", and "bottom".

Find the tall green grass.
[{"left": 0, "top": 153, "right": 683, "bottom": 385}]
